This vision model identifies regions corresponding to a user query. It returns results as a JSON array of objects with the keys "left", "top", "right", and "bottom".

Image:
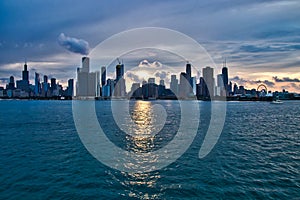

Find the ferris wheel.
[{"left": 257, "top": 84, "right": 268, "bottom": 97}]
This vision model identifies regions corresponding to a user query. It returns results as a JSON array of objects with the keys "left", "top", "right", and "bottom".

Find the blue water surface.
[{"left": 0, "top": 100, "right": 299, "bottom": 199}]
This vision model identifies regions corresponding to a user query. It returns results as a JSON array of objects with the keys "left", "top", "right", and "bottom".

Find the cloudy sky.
[{"left": 0, "top": 0, "right": 300, "bottom": 92}]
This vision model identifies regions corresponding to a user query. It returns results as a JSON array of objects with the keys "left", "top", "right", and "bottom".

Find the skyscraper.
[
  {"left": 114, "top": 63, "right": 126, "bottom": 97},
  {"left": 101, "top": 66, "right": 106, "bottom": 86},
  {"left": 81, "top": 57, "right": 90, "bottom": 73},
  {"left": 170, "top": 74, "right": 178, "bottom": 95},
  {"left": 222, "top": 65, "right": 228, "bottom": 87},
  {"left": 34, "top": 72, "right": 41, "bottom": 96},
  {"left": 147, "top": 78, "right": 158, "bottom": 99},
  {"left": 76, "top": 57, "right": 98, "bottom": 97},
  {"left": 217, "top": 74, "right": 223, "bottom": 87},
  {"left": 51, "top": 78, "right": 57, "bottom": 91},
  {"left": 116, "top": 64, "right": 124, "bottom": 81},
  {"left": 158, "top": 80, "right": 165, "bottom": 97},
  {"left": 179, "top": 72, "right": 189, "bottom": 99},
  {"left": 22, "top": 62, "right": 29, "bottom": 81},
  {"left": 217, "top": 74, "right": 225, "bottom": 96},
  {"left": 186, "top": 63, "right": 191, "bottom": 79},
  {"left": 42, "top": 75, "right": 48, "bottom": 97},
  {"left": 17, "top": 62, "right": 30, "bottom": 93},
  {"left": 67, "top": 79, "right": 74, "bottom": 97},
  {"left": 203, "top": 66, "right": 214, "bottom": 98},
  {"left": 7, "top": 76, "right": 15, "bottom": 90},
  {"left": 196, "top": 77, "right": 206, "bottom": 98},
  {"left": 148, "top": 78, "right": 155, "bottom": 84}
]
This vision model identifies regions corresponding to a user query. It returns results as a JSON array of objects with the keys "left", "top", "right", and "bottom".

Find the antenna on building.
[{"left": 116, "top": 58, "right": 121, "bottom": 65}]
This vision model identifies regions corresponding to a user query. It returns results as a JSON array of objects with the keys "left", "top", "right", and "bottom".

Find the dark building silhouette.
[
  {"left": 196, "top": 77, "right": 206, "bottom": 98},
  {"left": 51, "top": 78, "right": 57, "bottom": 91},
  {"left": 101, "top": 66, "right": 106, "bottom": 86},
  {"left": 42, "top": 75, "right": 49, "bottom": 97},
  {"left": 34, "top": 73, "right": 41, "bottom": 96},
  {"left": 222, "top": 66, "right": 228, "bottom": 87},
  {"left": 186, "top": 62, "right": 193, "bottom": 94},
  {"left": 116, "top": 64, "right": 124, "bottom": 81},
  {"left": 114, "top": 64, "right": 126, "bottom": 97},
  {"left": 158, "top": 80, "right": 166, "bottom": 97},
  {"left": 17, "top": 62, "right": 30, "bottom": 92},
  {"left": 186, "top": 63, "right": 191, "bottom": 80},
  {"left": 7, "top": 76, "right": 15, "bottom": 90},
  {"left": 203, "top": 66, "right": 214, "bottom": 98},
  {"left": 179, "top": 72, "right": 189, "bottom": 98},
  {"left": 66, "top": 79, "right": 74, "bottom": 97},
  {"left": 22, "top": 62, "right": 29, "bottom": 81}
]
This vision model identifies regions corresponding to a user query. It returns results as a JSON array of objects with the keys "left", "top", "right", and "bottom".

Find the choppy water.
[{"left": 0, "top": 100, "right": 299, "bottom": 199}]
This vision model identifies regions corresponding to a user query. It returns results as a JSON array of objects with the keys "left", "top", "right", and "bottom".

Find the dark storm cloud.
[
  {"left": 273, "top": 76, "right": 300, "bottom": 82},
  {"left": 231, "top": 76, "right": 275, "bottom": 87},
  {"left": 58, "top": 33, "right": 90, "bottom": 55}
]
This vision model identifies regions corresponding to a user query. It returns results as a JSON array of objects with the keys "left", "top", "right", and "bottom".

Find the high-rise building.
[
  {"left": 148, "top": 78, "right": 155, "bottom": 84},
  {"left": 203, "top": 66, "right": 214, "bottom": 98},
  {"left": 76, "top": 57, "right": 98, "bottom": 97},
  {"left": 22, "top": 62, "right": 29, "bottom": 81},
  {"left": 217, "top": 74, "right": 223, "bottom": 87},
  {"left": 186, "top": 63, "right": 193, "bottom": 93},
  {"left": 101, "top": 66, "right": 106, "bottom": 86},
  {"left": 233, "top": 83, "right": 238, "bottom": 94},
  {"left": 81, "top": 57, "right": 90, "bottom": 73},
  {"left": 42, "top": 75, "right": 48, "bottom": 97},
  {"left": 113, "top": 64, "right": 126, "bottom": 97},
  {"left": 222, "top": 66, "right": 228, "bottom": 87},
  {"left": 158, "top": 80, "right": 166, "bottom": 97},
  {"left": 66, "top": 79, "right": 74, "bottom": 97},
  {"left": 17, "top": 62, "right": 30, "bottom": 93},
  {"left": 217, "top": 74, "right": 226, "bottom": 97},
  {"left": 142, "top": 81, "right": 148, "bottom": 98},
  {"left": 130, "top": 83, "right": 142, "bottom": 98},
  {"left": 34, "top": 72, "right": 41, "bottom": 96},
  {"left": 197, "top": 77, "right": 206, "bottom": 98},
  {"left": 7, "top": 76, "right": 15, "bottom": 90},
  {"left": 116, "top": 64, "right": 124, "bottom": 81},
  {"left": 159, "top": 80, "right": 165, "bottom": 86},
  {"left": 51, "top": 78, "right": 57, "bottom": 91},
  {"left": 179, "top": 72, "right": 189, "bottom": 98},
  {"left": 170, "top": 75, "right": 178, "bottom": 95},
  {"left": 186, "top": 63, "right": 191, "bottom": 79},
  {"left": 148, "top": 81, "right": 158, "bottom": 99}
]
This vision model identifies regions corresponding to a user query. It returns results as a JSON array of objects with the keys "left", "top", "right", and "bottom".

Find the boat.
[{"left": 271, "top": 96, "right": 283, "bottom": 104}]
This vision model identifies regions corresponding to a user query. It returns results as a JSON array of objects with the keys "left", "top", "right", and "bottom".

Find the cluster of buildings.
[
  {"left": 1, "top": 56, "right": 298, "bottom": 101},
  {"left": 76, "top": 56, "right": 299, "bottom": 101},
  {"left": 0, "top": 62, "right": 74, "bottom": 99},
  {"left": 75, "top": 56, "right": 233, "bottom": 100}
]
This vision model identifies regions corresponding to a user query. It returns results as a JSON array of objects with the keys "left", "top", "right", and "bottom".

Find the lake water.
[{"left": 0, "top": 100, "right": 299, "bottom": 199}]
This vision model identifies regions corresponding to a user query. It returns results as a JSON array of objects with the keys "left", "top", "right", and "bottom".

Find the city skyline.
[
  {"left": 1, "top": 55, "right": 300, "bottom": 100},
  {"left": 0, "top": 1, "right": 300, "bottom": 92}
]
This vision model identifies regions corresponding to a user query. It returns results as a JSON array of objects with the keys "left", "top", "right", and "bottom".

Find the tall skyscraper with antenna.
[
  {"left": 17, "top": 61, "right": 30, "bottom": 92},
  {"left": 222, "top": 59, "right": 228, "bottom": 87}
]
